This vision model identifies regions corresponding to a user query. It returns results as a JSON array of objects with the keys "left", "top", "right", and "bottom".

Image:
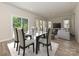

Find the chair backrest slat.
[
  {"left": 47, "top": 28, "right": 52, "bottom": 44},
  {"left": 17, "top": 28, "right": 25, "bottom": 47},
  {"left": 14, "top": 28, "right": 19, "bottom": 41}
]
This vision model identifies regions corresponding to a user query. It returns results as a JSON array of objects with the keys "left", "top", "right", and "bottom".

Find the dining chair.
[
  {"left": 17, "top": 28, "right": 34, "bottom": 56},
  {"left": 13, "top": 28, "right": 19, "bottom": 51},
  {"left": 38, "top": 28, "right": 52, "bottom": 56}
]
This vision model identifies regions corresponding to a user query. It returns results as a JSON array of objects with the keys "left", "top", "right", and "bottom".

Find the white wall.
[
  {"left": 70, "top": 14, "right": 75, "bottom": 35},
  {"left": 74, "top": 3, "right": 79, "bottom": 43},
  {"left": 49, "top": 14, "right": 75, "bottom": 35},
  {"left": 0, "top": 3, "right": 45, "bottom": 42}
]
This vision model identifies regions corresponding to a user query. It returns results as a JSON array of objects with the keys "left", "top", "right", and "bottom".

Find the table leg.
[{"left": 36, "top": 37, "right": 39, "bottom": 54}]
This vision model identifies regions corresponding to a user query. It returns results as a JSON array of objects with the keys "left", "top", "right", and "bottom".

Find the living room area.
[{"left": 0, "top": 2, "right": 79, "bottom": 56}]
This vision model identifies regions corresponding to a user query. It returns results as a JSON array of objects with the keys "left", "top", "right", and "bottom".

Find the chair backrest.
[
  {"left": 46, "top": 28, "right": 52, "bottom": 44},
  {"left": 17, "top": 28, "right": 25, "bottom": 47},
  {"left": 14, "top": 28, "right": 19, "bottom": 41}
]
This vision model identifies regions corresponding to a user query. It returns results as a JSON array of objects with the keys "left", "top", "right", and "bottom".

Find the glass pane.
[
  {"left": 48, "top": 21, "right": 52, "bottom": 28},
  {"left": 40, "top": 20, "right": 43, "bottom": 31},
  {"left": 64, "top": 20, "right": 69, "bottom": 28},
  {"left": 36, "top": 20, "right": 39, "bottom": 32},
  {"left": 13, "top": 16, "right": 21, "bottom": 28},
  {"left": 22, "top": 18, "right": 28, "bottom": 32},
  {"left": 43, "top": 21, "right": 46, "bottom": 32}
]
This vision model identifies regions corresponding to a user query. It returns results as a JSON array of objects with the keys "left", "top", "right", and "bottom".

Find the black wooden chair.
[
  {"left": 38, "top": 28, "right": 52, "bottom": 56},
  {"left": 17, "top": 28, "right": 34, "bottom": 56},
  {"left": 14, "top": 28, "right": 19, "bottom": 51}
]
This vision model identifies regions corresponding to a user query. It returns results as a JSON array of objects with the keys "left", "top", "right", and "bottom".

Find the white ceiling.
[{"left": 7, "top": 2, "right": 77, "bottom": 19}]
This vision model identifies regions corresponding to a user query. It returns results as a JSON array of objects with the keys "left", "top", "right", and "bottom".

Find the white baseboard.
[{"left": 0, "top": 37, "right": 13, "bottom": 43}]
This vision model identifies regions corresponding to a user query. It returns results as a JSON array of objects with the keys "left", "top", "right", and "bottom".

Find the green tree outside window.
[{"left": 13, "top": 16, "right": 28, "bottom": 32}]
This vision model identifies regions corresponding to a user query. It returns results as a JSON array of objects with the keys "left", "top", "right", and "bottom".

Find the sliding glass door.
[{"left": 13, "top": 16, "right": 28, "bottom": 32}]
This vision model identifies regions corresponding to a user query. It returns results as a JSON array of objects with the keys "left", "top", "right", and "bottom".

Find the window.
[
  {"left": 64, "top": 20, "right": 69, "bottom": 28},
  {"left": 13, "top": 16, "right": 21, "bottom": 28},
  {"left": 43, "top": 20, "right": 46, "bottom": 32},
  {"left": 13, "top": 16, "right": 28, "bottom": 32},
  {"left": 39, "top": 20, "right": 43, "bottom": 31},
  {"left": 22, "top": 18, "right": 28, "bottom": 32},
  {"left": 35, "top": 19, "right": 40, "bottom": 32},
  {"left": 48, "top": 21, "right": 52, "bottom": 28},
  {"left": 35, "top": 20, "right": 47, "bottom": 32}
]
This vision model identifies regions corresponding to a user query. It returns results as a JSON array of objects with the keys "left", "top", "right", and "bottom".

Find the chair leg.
[
  {"left": 30, "top": 36, "right": 32, "bottom": 39},
  {"left": 47, "top": 46, "right": 49, "bottom": 56},
  {"left": 28, "top": 46, "right": 29, "bottom": 49},
  {"left": 50, "top": 45, "right": 52, "bottom": 51},
  {"left": 14, "top": 42, "right": 15, "bottom": 48},
  {"left": 18, "top": 46, "right": 20, "bottom": 55},
  {"left": 38, "top": 43, "right": 40, "bottom": 51},
  {"left": 43, "top": 44, "right": 44, "bottom": 47},
  {"left": 16, "top": 42, "right": 18, "bottom": 51},
  {"left": 33, "top": 43, "right": 34, "bottom": 52},
  {"left": 23, "top": 48, "right": 25, "bottom": 56}
]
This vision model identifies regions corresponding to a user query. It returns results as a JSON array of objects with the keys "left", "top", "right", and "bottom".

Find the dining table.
[
  {"left": 24, "top": 32, "right": 32, "bottom": 39},
  {"left": 24, "top": 31, "right": 47, "bottom": 54}
]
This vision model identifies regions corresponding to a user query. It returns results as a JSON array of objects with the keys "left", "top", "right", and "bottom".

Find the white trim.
[{"left": 11, "top": 15, "right": 28, "bottom": 20}]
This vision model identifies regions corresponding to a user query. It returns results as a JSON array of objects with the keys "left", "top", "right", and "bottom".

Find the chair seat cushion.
[
  {"left": 39, "top": 38, "right": 47, "bottom": 44},
  {"left": 25, "top": 39, "right": 34, "bottom": 46}
]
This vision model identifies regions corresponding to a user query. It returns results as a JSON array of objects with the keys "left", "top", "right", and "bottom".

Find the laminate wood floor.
[{"left": 0, "top": 36, "right": 79, "bottom": 56}]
